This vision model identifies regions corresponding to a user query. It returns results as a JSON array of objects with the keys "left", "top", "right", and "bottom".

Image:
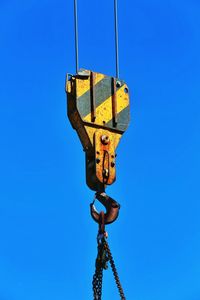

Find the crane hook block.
[{"left": 66, "top": 69, "right": 130, "bottom": 191}]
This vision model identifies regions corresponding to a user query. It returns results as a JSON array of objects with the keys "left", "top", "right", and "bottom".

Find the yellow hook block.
[{"left": 66, "top": 69, "right": 130, "bottom": 191}]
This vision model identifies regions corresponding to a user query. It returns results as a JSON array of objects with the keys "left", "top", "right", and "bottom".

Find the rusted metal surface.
[
  {"left": 66, "top": 69, "right": 130, "bottom": 191},
  {"left": 112, "top": 77, "right": 118, "bottom": 127},
  {"left": 90, "top": 192, "right": 120, "bottom": 225},
  {"left": 95, "top": 129, "right": 116, "bottom": 186},
  {"left": 90, "top": 71, "right": 96, "bottom": 122}
]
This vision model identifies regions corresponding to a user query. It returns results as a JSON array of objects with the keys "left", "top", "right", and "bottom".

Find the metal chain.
[
  {"left": 92, "top": 264, "right": 103, "bottom": 300},
  {"left": 103, "top": 239, "right": 126, "bottom": 300},
  {"left": 92, "top": 236, "right": 106, "bottom": 300},
  {"left": 92, "top": 234, "right": 126, "bottom": 300}
]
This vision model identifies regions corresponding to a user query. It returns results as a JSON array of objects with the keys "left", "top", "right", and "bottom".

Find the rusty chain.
[
  {"left": 103, "top": 239, "right": 126, "bottom": 300},
  {"left": 92, "top": 264, "right": 103, "bottom": 300},
  {"left": 92, "top": 235, "right": 106, "bottom": 300},
  {"left": 92, "top": 233, "right": 126, "bottom": 300}
]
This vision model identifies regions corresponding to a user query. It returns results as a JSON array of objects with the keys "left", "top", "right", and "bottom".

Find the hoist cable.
[
  {"left": 73, "top": 0, "right": 120, "bottom": 77},
  {"left": 74, "top": 0, "right": 79, "bottom": 73},
  {"left": 114, "top": 0, "right": 119, "bottom": 78}
]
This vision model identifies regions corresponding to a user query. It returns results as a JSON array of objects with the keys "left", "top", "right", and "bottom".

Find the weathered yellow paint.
[
  {"left": 84, "top": 126, "right": 122, "bottom": 148},
  {"left": 66, "top": 69, "right": 130, "bottom": 191},
  {"left": 76, "top": 72, "right": 105, "bottom": 98},
  {"left": 83, "top": 84, "right": 129, "bottom": 125},
  {"left": 84, "top": 126, "right": 96, "bottom": 145},
  {"left": 95, "top": 129, "right": 116, "bottom": 185}
]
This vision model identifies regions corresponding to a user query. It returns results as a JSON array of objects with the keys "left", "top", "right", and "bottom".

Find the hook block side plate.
[{"left": 66, "top": 69, "right": 130, "bottom": 191}]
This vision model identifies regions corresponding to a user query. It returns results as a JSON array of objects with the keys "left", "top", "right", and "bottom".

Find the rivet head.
[
  {"left": 96, "top": 158, "right": 100, "bottom": 164},
  {"left": 111, "top": 162, "right": 115, "bottom": 168},
  {"left": 116, "top": 81, "right": 121, "bottom": 87},
  {"left": 101, "top": 135, "right": 110, "bottom": 145},
  {"left": 124, "top": 87, "right": 129, "bottom": 94}
]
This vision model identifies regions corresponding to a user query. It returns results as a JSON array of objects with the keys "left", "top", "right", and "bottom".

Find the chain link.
[
  {"left": 103, "top": 239, "right": 126, "bottom": 300},
  {"left": 92, "top": 235, "right": 126, "bottom": 300},
  {"left": 92, "top": 264, "right": 103, "bottom": 300},
  {"left": 92, "top": 237, "right": 105, "bottom": 300}
]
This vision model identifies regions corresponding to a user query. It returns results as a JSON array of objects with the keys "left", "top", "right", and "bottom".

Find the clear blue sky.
[{"left": 0, "top": 0, "right": 200, "bottom": 299}]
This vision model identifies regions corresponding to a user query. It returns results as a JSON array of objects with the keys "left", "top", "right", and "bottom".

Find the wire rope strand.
[
  {"left": 114, "top": 0, "right": 119, "bottom": 78},
  {"left": 74, "top": 0, "right": 79, "bottom": 73}
]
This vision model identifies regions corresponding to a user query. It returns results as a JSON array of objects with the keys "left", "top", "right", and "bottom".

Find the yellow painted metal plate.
[{"left": 94, "top": 129, "right": 116, "bottom": 186}]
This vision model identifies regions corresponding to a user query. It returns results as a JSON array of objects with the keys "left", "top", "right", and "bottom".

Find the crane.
[{"left": 65, "top": 1, "right": 130, "bottom": 299}]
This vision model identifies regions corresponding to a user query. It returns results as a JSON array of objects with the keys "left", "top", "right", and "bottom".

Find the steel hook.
[{"left": 90, "top": 192, "right": 120, "bottom": 225}]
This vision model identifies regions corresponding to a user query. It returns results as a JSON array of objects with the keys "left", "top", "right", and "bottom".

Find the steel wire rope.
[
  {"left": 74, "top": 0, "right": 79, "bottom": 73},
  {"left": 114, "top": 0, "right": 120, "bottom": 78},
  {"left": 73, "top": 0, "right": 120, "bottom": 77}
]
